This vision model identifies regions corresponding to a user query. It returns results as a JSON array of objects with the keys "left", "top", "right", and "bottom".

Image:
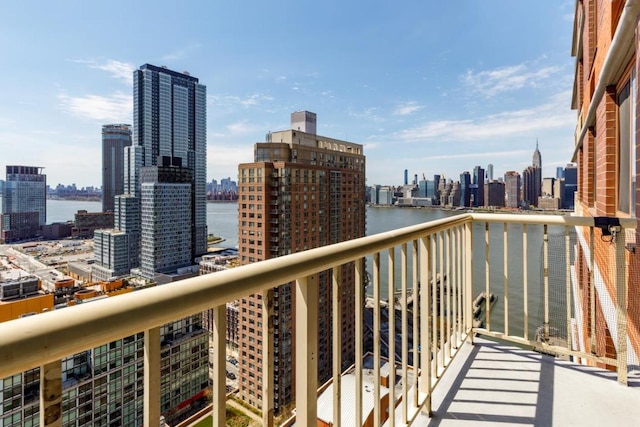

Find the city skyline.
[{"left": 0, "top": 1, "right": 575, "bottom": 187}]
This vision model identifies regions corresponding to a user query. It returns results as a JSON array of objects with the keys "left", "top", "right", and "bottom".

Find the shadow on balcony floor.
[{"left": 425, "top": 337, "right": 640, "bottom": 426}]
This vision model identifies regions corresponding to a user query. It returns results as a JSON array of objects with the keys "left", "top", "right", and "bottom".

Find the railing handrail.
[
  {"left": 0, "top": 213, "right": 471, "bottom": 379},
  {"left": 0, "top": 213, "right": 633, "bottom": 381},
  {"left": 470, "top": 212, "right": 637, "bottom": 228}
]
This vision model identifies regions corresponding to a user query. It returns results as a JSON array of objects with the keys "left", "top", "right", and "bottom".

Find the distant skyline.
[{"left": 0, "top": 1, "right": 576, "bottom": 188}]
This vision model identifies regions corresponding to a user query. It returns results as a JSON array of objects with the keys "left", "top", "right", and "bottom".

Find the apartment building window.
[{"left": 617, "top": 70, "right": 636, "bottom": 215}]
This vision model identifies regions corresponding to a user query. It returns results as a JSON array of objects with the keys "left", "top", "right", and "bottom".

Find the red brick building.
[
  {"left": 237, "top": 112, "right": 366, "bottom": 413},
  {"left": 571, "top": 0, "right": 639, "bottom": 370}
]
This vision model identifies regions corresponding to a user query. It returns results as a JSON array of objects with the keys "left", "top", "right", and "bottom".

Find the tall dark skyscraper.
[
  {"left": 563, "top": 164, "right": 578, "bottom": 209},
  {"left": 95, "top": 65, "right": 207, "bottom": 281},
  {"left": 460, "top": 171, "right": 471, "bottom": 207},
  {"left": 473, "top": 165, "right": 485, "bottom": 207},
  {"left": 101, "top": 124, "right": 132, "bottom": 213},
  {"left": 132, "top": 64, "right": 208, "bottom": 278}
]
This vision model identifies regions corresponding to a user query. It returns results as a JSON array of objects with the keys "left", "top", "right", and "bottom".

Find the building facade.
[
  {"left": 1, "top": 166, "right": 46, "bottom": 243},
  {"left": 570, "top": 0, "right": 639, "bottom": 371},
  {"left": 563, "top": 163, "right": 578, "bottom": 209},
  {"left": 0, "top": 277, "right": 208, "bottom": 427},
  {"left": 484, "top": 180, "right": 505, "bottom": 207},
  {"left": 132, "top": 64, "right": 208, "bottom": 279},
  {"left": 237, "top": 112, "right": 366, "bottom": 414},
  {"left": 71, "top": 210, "right": 114, "bottom": 239},
  {"left": 504, "top": 171, "right": 521, "bottom": 208},
  {"left": 473, "top": 166, "right": 485, "bottom": 207},
  {"left": 95, "top": 65, "right": 207, "bottom": 281},
  {"left": 101, "top": 124, "right": 132, "bottom": 213},
  {"left": 459, "top": 171, "right": 471, "bottom": 207}
]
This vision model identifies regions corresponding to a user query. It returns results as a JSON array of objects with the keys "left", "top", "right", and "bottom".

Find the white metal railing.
[{"left": 0, "top": 213, "right": 635, "bottom": 427}]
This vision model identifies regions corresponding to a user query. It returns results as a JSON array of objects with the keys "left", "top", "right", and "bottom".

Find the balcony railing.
[{"left": 0, "top": 213, "right": 636, "bottom": 427}]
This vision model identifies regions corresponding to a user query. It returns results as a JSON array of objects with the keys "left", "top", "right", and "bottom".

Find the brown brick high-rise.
[{"left": 237, "top": 111, "right": 366, "bottom": 413}]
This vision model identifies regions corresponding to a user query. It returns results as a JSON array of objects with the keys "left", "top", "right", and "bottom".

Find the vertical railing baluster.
[
  {"left": 565, "top": 226, "right": 572, "bottom": 352},
  {"left": 485, "top": 222, "right": 491, "bottom": 332},
  {"left": 213, "top": 305, "right": 227, "bottom": 427},
  {"left": 262, "top": 291, "right": 274, "bottom": 427},
  {"left": 523, "top": 224, "right": 528, "bottom": 340},
  {"left": 452, "top": 226, "right": 459, "bottom": 349},
  {"left": 457, "top": 225, "right": 463, "bottom": 345},
  {"left": 543, "top": 224, "right": 550, "bottom": 342},
  {"left": 504, "top": 222, "right": 509, "bottom": 336},
  {"left": 388, "top": 248, "right": 396, "bottom": 427},
  {"left": 144, "top": 327, "right": 161, "bottom": 427},
  {"left": 332, "top": 267, "right": 342, "bottom": 427},
  {"left": 445, "top": 228, "right": 451, "bottom": 358},
  {"left": 419, "top": 236, "right": 432, "bottom": 416},
  {"left": 431, "top": 234, "right": 438, "bottom": 375},
  {"left": 40, "top": 360, "right": 62, "bottom": 427},
  {"left": 412, "top": 240, "right": 419, "bottom": 409},
  {"left": 295, "top": 275, "right": 318, "bottom": 425},
  {"left": 355, "top": 259, "right": 364, "bottom": 427},
  {"left": 466, "top": 220, "right": 474, "bottom": 340},
  {"left": 615, "top": 228, "right": 628, "bottom": 385},
  {"left": 401, "top": 243, "right": 409, "bottom": 424},
  {"left": 589, "top": 227, "right": 596, "bottom": 353},
  {"left": 439, "top": 231, "right": 445, "bottom": 371},
  {"left": 373, "top": 253, "right": 381, "bottom": 426}
]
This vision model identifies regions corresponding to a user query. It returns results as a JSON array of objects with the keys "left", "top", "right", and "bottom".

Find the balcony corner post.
[{"left": 615, "top": 230, "right": 628, "bottom": 385}]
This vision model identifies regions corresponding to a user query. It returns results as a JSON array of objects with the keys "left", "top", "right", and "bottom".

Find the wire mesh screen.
[
  {"left": 627, "top": 229, "right": 640, "bottom": 376},
  {"left": 535, "top": 230, "right": 576, "bottom": 349}
]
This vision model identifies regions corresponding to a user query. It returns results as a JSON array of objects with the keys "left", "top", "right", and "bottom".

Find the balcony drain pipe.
[{"left": 572, "top": 0, "right": 640, "bottom": 162}]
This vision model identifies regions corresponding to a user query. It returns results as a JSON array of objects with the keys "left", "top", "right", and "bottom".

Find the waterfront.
[
  {"left": 45, "top": 200, "right": 554, "bottom": 339},
  {"left": 45, "top": 199, "right": 240, "bottom": 249}
]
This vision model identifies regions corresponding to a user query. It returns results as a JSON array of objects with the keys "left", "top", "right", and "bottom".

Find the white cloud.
[
  {"left": 68, "top": 59, "right": 135, "bottom": 83},
  {"left": 209, "top": 93, "right": 274, "bottom": 108},
  {"left": 396, "top": 91, "right": 573, "bottom": 142},
  {"left": 348, "top": 107, "right": 385, "bottom": 123},
  {"left": 393, "top": 101, "right": 422, "bottom": 116},
  {"left": 463, "top": 63, "right": 562, "bottom": 97},
  {"left": 90, "top": 60, "right": 136, "bottom": 82},
  {"left": 58, "top": 92, "right": 132, "bottom": 122},
  {"left": 211, "top": 120, "right": 262, "bottom": 138}
]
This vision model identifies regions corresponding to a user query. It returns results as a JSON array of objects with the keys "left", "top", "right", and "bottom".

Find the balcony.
[{"left": 0, "top": 213, "right": 638, "bottom": 427}]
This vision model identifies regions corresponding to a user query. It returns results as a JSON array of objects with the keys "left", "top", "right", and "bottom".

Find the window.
[{"left": 618, "top": 70, "right": 636, "bottom": 215}]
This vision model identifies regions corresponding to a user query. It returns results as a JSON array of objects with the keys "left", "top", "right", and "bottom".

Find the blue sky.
[{"left": 0, "top": 1, "right": 576, "bottom": 188}]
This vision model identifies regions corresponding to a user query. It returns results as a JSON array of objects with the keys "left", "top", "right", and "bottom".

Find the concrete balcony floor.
[{"left": 405, "top": 337, "right": 640, "bottom": 427}]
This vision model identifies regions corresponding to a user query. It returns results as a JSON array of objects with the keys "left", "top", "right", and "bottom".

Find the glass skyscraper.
[
  {"left": 1, "top": 166, "right": 46, "bottom": 243},
  {"left": 101, "top": 124, "right": 132, "bottom": 213},
  {"left": 132, "top": 64, "right": 208, "bottom": 279}
]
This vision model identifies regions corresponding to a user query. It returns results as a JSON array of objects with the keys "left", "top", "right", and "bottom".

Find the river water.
[{"left": 46, "top": 200, "right": 555, "bottom": 339}]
